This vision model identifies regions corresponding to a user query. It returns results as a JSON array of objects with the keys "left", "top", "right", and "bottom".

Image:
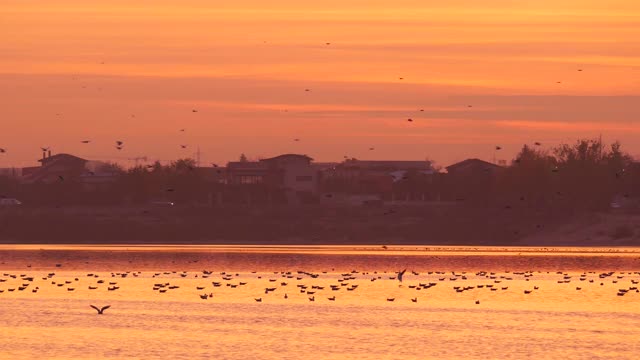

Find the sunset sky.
[{"left": 1, "top": 0, "right": 639, "bottom": 168}]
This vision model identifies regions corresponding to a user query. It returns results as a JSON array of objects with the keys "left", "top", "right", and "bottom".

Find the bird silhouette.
[
  {"left": 0, "top": 148, "right": 5, "bottom": 153},
  {"left": 495, "top": 146, "right": 502, "bottom": 150},
  {"left": 398, "top": 269, "right": 407, "bottom": 283},
  {"left": 116, "top": 141, "right": 124, "bottom": 146},
  {"left": 90, "top": 305, "right": 110, "bottom": 314},
  {"left": 180, "top": 145, "right": 188, "bottom": 149},
  {"left": 81, "top": 140, "right": 91, "bottom": 144}
]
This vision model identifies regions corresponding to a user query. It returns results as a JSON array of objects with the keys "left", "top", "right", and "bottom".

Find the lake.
[{"left": 0, "top": 245, "right": 639, "bottom": 359}]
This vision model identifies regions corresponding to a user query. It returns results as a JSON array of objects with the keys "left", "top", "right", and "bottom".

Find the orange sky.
[{"left": 1, "top": 0, "right": 639, "bottom": 168}]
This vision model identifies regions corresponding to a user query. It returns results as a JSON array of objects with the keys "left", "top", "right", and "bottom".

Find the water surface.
[{"left": 1, "top": 246, "right": 639, "bottom": 359}]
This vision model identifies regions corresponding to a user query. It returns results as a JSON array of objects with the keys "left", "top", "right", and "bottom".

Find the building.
[
  {"left": 22, "top": 152, "right": 89, "bottom": 184},
  {"left": 226, "top": 161, "right": 269, "bottom": 185},
  {"left": 445, "top": 158, "right": 504, "bottom": 177},
  {"left": 226, "top": 154, "right": 319, "bottom": 204},
  {"left": 21, "top": 152, "right": 121, "bottom": 189},
  {"left": 321, "top": 159, "right": 435, "bottom": 198},
  {"left": 0, "top": 168, "right": 22, "bottom": 178},
  {"left": 445, "top": 158, "right": 504, "bottom": 202}
]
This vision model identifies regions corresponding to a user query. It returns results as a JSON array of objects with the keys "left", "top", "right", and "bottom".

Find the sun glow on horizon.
[{"left": 1, "top": 0, "right": 639, "bottom": 167}]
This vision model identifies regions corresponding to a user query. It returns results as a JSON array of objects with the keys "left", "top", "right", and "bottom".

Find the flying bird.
[
  {"left": 116, "top": 141, "right": 124, "bottom": 146},
  {"left": 495, "top": 146, "right": 502, "bottom": 150},
  {"left": 534, "top": 142, "right": 542, "bottom": 146},
  {"left": 90, "top": 305, "right": 110, "bottom": 314},
  {"left": 0, "top": 148, "right": 6, "bottom": 153},
  {"left": 398, "top": 269, "right": 407, "bottom": 283},
  {"left": 407, "top": 118, "right": 413, "bottom": 122},
  {"left": 81, "top": 140, "right": 91, "bottom": 144},
  {"left": 180, "top": 145, "right": 188, "bottom": 149},
  {"left": 192, "top": 109, "right": 198, "bottom": 113}
]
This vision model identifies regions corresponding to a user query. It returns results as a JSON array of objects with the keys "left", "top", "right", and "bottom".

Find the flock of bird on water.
[{"left": 0, "top": 264, "right": 638, "bottom": 315}]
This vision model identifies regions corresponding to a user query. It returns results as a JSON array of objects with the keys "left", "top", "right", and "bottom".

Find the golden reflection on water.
[{"left": 0, "top": 246, "right": 639, "bottom": 359}]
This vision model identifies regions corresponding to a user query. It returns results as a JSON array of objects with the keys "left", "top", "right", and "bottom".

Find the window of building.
[{"left": 240, "top": 175, "right": 263, "bottom": 184}]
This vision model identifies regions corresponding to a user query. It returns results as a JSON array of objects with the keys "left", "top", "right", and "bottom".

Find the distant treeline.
[{"left": 0, "top": 138, "right": 637, "bottom": 212}]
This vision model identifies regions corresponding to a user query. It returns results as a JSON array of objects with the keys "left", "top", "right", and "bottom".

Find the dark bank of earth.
[{"left": 0, "top": 204, "right": 638, "bottom": 246}]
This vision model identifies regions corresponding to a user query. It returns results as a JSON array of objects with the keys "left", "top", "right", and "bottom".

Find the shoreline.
[
  {"left": 1, "top": 206, "right": 639, "bottom": 246},
  {"left": 2, "top": 245, "right": 640, "bottom": 272},
  {"left": 2, "top": 244, "right": 640, "bottom": 256}
]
